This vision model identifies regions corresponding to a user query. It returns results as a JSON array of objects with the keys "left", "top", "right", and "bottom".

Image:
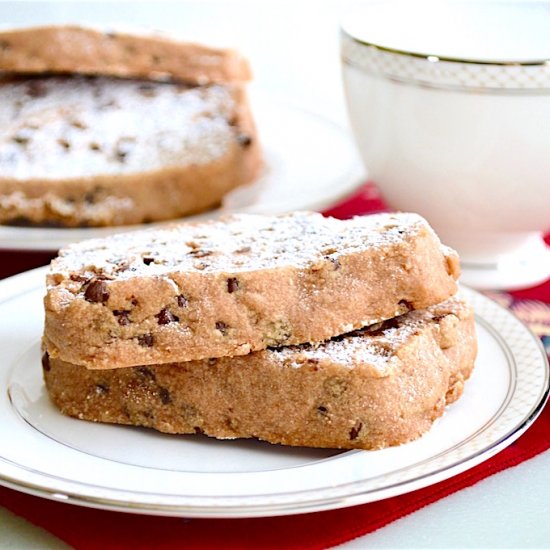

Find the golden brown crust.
[
  {"left": 0, "top": 25, "right": 251, "bottom": 84},
  {"left": 43, "top": 212, "right": 460, "bottom": 369},
  {"left": 43, "top": 297, "right": 476, "bottom": 450}
]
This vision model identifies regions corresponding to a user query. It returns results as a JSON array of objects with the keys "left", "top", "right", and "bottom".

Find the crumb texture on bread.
[
  {"left": 43, "top": 212, "right": 461, "bottom": 368},
  {"left": 43, "top": 296, "right": 477, "bottom": 450},
  {"left": 0, "top": 76, "right": 261, "bottom": 226}
]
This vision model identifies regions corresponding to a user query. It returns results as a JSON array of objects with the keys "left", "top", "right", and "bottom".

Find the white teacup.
[{"left": 341, "top": 0, "right": 550, "bottom": 290}]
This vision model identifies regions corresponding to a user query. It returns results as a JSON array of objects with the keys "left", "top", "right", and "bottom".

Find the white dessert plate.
[
  {"left": 0, "top": 271, "right": 548, "bottom": 518},
  {"left": 0, "top": 94, "right": 365, "bottom": 251}
]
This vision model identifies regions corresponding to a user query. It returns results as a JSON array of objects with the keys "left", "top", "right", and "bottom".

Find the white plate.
[
  {"left": 0, "top": 270, "right": 548, "bottom": 518},
  {"left": 0, "top": 95, "right": 365, "bottom": 251}
]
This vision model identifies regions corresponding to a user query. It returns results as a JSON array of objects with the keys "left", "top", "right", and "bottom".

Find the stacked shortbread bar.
[
  {"left": 0, "top": 25, "right": 261, "bottom": 227},
  {"left": 42, "top": 211, "right": 477, "bottom": 450}
]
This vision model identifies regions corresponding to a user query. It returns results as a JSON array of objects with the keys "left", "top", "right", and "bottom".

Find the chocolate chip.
[
  {"left": 84, "top": 280, "right": 109, "bottom": 303},
  {"left": 41, "top": 352, "right": 50, "bottom": 372},
  {"left": 349, "top": 421, "right": 363, "bottom": 440},
  {"left": 234, "top": 246, "right": 251, "bottom": 254},
  {"left": 115, "top": 137, "right": 135, "bottom": 162},
  {"left": 84, "top": 189, "right": 98, "bottom": 204},
  {"left": 158, "top": 387, "right": 171, "bottom": 405},
  {"left": 156, "top": 308, "right": 179, "bottom": 325},
  {"left": 131, "top": 297, "right": 139, "bottom": 306},
  {"left": 70, "top": 119, "right": 87, "bottom": 130},
  {"left": 327, "top": 256, "right": 341, "bottom": 270},
  {"left": 398, "top": 299, "right": 414, "bottom": 311},
  {"left": 215, "top": 321, "right": 228, "bottom": 335},
  {"left": 137, "top": 333, "right": 154, "bottom": 347},
  {"left": 95, "top": 383, "right": 109, "bottom": 394},
  {"left": 26, "top": 80, "right": 48, "bottom": 98},
  {"left": 237, "top": 134, "right": 252, "bottom": 147},
  {"left": 193, "top": 426, "right": 204, "bottom": 434},
  {"left": 12, "top": 133, "right": 30, "bottom": 145},
  {"left": 227, "top": 277, "right": 239, "bottom": 293},
  {"left": 140, "top": 409, "right": 154, "bottom": 420},
  {"left": 317, "top": 405, "right": 328, "bottom": 416},
  {"left": 188, "top": 249, "right": 212, "bottom": 258},
  {"left": 57, "top": 138, "right": 71, "bottom": 151},
  {"left": 177, "top": 294, "right": 188, "bottom": 308},
  {"left": 116, "top": 150, "right": 128, "bottom": 162},
  {"left": 207, "top": 358, "right": 218, "bottom": 366},
  {"left": 137, "top": 366, "right": 156, "bottom": 380},
  {"left": 113, "top": 310, "right": 131, "bottom": 326},
  {"left": 142, "top": 257, "right": 154, "bottom": 265},
  {"left": 430, "top": 314, "right": 446, "bottom": 323}
]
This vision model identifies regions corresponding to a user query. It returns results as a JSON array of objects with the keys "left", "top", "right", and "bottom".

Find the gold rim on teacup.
[{"left": 341, "top": 29, "right": 550, "bottom": 93}]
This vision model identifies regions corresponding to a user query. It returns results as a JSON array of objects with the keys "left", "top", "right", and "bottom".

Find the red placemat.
[{"left": 0, "top": 183, "right": 549, "bottom": 550}]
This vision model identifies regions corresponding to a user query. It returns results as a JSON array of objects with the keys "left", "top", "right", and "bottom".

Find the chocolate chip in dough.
[
  {"left": 349, "top": 421, "right": 363, "bottom": 440},
  {"left": 227, "top": 277, "right": 239, "bottom": 293},
  {"left": 237, "top": 134, "right": 252, "bottom": 147},
  {"left": 215, "top": 321, "right": 228, "bottom": 335},
  {"left": 137, "top": 367, "right": 156, "bottom": 380},
  {"left": 41, "top": 352, "right": 50, "bottom": 372},
  {"left": 84, "top": 280, "right": 110, "bottom": 303},
  {"left": 158, "top": 387, "right": 172, "bottom": 405},
  {"left": 137, "top": 333, "right": 154, "bottom": 347},
  {"left": 156, "top": 308, "right": 179, "bottom": 325},
  {"left": 113, "top": 310, "right": 131, "bottom": 326},
  {"left": 95, "top": 383, "right": 109, "bottom": 394}
]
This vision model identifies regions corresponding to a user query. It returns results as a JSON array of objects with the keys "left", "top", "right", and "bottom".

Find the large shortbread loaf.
[
  {"left": 0, "top": 25, "right": 251, "bottom": 84},
  {"left": 43, "top": 212, "right": 461, "bottom": 369},
  {"left": 0, "top": 75, "right": 261, "bottom": 226},
  {"left": 43, "top": 296, "right": 476, "bottom": 450}
]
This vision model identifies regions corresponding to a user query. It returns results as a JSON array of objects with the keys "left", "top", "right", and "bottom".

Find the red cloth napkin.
[{"left": 0, "top": 183, "right": 549, "bottom": 550}]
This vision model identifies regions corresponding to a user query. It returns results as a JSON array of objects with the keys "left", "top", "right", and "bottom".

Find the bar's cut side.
[
  {"left": 43, "top": 212, "right": 461, "bottom": 369},
  {"left": 43, "top": 296, "right": 476, "bottom": 450}
]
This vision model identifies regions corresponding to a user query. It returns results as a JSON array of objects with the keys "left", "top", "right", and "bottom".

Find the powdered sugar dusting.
[
  {"left": 269, "top": 295, "right": 466, "bottom": 372},
  {"left": 0, "top": 76, "right": 236, "bottom": 179},
  {"left": 50, "top": 212, "right": 431, "bottom": 278}
]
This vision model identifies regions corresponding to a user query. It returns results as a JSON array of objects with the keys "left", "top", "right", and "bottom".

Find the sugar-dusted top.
[
  {"left": 269, "top": 295, "right": 468, "bottom": 372},
  {"left": 0, "top": 76, "right": 236, "bottom": 179},
  {"left": 49, "top": 212, "right": 433, "bottom": 280}
]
